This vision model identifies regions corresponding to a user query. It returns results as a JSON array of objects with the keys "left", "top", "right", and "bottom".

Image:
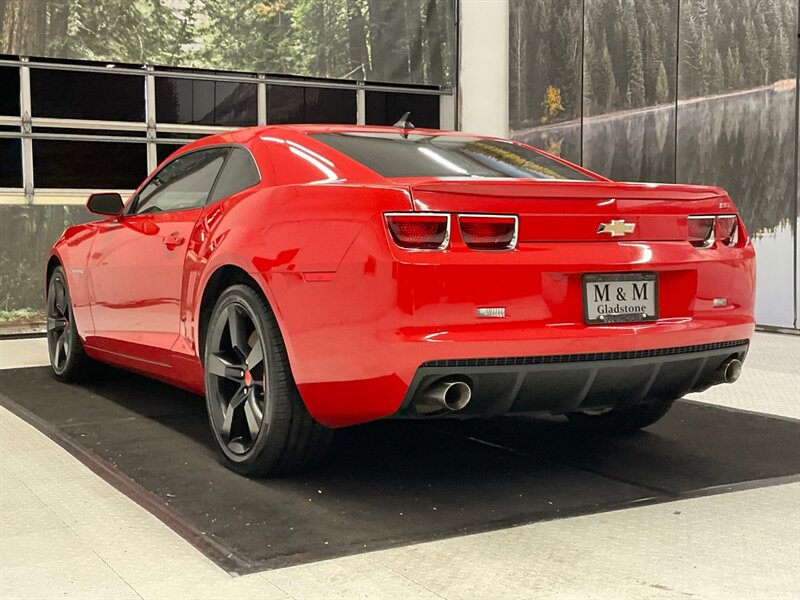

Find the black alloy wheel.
[
  {"left": 47, "top": 266, "right": 88, "bottom": 381},
  {"left": 204, "top": 284, "right": 332, "bottom": 476},
  {"left": 206, "top": 302, "right": 268, "bottom": 456}
]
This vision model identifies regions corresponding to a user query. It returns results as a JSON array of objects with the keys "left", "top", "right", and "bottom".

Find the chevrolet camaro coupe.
[{"left": 46, "top": 123, "right": 755, "bottom": 476}]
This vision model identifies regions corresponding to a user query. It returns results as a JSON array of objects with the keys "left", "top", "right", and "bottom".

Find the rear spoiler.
[{"left": 408, "top": 180, "right": 726, "bottom": 202}]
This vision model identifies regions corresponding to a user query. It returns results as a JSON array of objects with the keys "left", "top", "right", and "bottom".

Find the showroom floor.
[{"left": 1, "top": 332, "right": 798, "bottom": 599}]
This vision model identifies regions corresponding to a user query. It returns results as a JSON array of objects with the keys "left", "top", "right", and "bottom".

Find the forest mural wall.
[
  {"left": 0, "top": 0, "right": 456, "bottom": 87},
  {"left": 510, "top": 0, "right": 799, "bottom": 328}
]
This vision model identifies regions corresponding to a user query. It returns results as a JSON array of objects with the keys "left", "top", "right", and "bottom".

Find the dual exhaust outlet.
[
  {"left": 415, "top": 378, "right": 473, "bottom": 415},
  {"left": 716, "top": 357, "right": 743, "bottom": 384},
  {"left": 413, "top": 357, "right": 743, "bottom": 415}
]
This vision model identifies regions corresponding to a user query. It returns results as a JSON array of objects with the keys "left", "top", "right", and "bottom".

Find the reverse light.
[
  {"left": 717, "top": 215, "right": 738, "bottom": 246},
  {"left": 385, "top": 213, "right": 450, "bottom": 251},
  {"left": 458, "top": 215, "right": 518, "bottom": 250},
  {"left": 688, "top": 216, "right": 715, "bottom": 248}
]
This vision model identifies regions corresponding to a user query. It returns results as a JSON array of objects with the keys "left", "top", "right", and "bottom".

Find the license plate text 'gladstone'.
[{"left": 583, "top": 273, "right": 658, "bottom": 324}]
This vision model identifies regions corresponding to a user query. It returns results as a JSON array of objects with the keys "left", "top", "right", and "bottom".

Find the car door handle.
[{"left": 163, "top": 232, "right": 185, "bottom": 250}]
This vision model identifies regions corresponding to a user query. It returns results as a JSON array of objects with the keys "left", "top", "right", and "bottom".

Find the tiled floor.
[{"left": 1, "top": 332, "right": 798, "bottom": 599}]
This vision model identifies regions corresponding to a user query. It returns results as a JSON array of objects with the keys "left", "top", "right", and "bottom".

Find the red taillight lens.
[
  {"left": 717, "top": 215, "right": 738, "bottom": 246},
  {"left": 385, "top": 213, "right": 450, "bottom": 250},
  {"left": 688, "top": 216, "right": 715, "bottom": 248},
  {"left": 459, "top": 215, "right": 518, "bottom": 250}
]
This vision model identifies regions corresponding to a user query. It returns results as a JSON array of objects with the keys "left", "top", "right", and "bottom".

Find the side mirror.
[{"left": 87, "top": 192, "right": 124, "bottom": 216}]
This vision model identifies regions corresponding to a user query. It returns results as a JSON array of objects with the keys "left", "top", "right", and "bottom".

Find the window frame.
[
  {"left": 126, "top": 145, "right": 230, "bottom": 216},
  {"left": 125, "top": 143, "right": 262, "bottom": 216},
  {"left": 206, "top": 145, "right": 263, "bottom": 205}
]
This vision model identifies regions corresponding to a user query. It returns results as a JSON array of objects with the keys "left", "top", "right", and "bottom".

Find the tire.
[
  {"left": 46, "top": 266, "right": 90, "bottom": 382},
  {"left": 566, "top": 398, "right": 676, "bottom": 434},
  {"left": 203, "top": 283, "right": 332, "bottom": 477}
]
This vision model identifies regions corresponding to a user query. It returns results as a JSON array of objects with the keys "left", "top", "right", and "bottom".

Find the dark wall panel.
[
  {"left": 365, "top": 92, "right": 440, "bottom": 129},
  {"left": 31, "top": 70, "right": 145, "bottom": 121},
  {"left": 0, "top": 66, "right": 20, "bottom": 116},
  {"left": 33, "top": 140, "right": 147, "bottom": 189}
]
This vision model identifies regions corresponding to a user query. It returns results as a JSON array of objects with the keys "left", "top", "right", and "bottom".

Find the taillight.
[
  {"left": 717, "top": 215, "right": 738, "bottom": 246},
  {"left": 458, "top": 215, "right": 518, "bottom": 250},
  {"left": 688, "top": 216, "right": 715, "bottom": 248},
  {"left": 385, "top": 213, "right": 450, "bottom": 251}
]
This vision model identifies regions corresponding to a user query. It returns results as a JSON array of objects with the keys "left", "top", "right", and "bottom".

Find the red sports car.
[{"left": 46, "top": 124, "right": 755, "bottom": 476}]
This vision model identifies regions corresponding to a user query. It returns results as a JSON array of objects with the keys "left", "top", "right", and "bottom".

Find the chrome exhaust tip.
[
  {"left": 718, "top": 358, "right": 743, "bottom": 384},
  {"left": 416, "top": 379, "right": 472, "bottom": 414}
]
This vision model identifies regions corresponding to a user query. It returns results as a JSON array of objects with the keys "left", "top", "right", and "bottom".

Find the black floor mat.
[{"left": 1, "top": 366, "right": 798, "bottom": 574}]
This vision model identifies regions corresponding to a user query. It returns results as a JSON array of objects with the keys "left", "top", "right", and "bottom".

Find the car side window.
[
  {"left": 132, "top": 148, "right": 229, "bottom": 215},
  {"left": 208, "top": 147, "right": 261, "bottom": 204}
]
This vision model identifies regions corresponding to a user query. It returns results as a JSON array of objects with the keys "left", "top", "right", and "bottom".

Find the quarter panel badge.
[{"left": 598, "top": 219, "right": 636, "bottom": 237}]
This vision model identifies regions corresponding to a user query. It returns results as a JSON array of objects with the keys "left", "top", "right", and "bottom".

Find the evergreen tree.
[
  {"left": 709, "top": 50, "right": 724, "bottom": 94},
  {"left": 655, "top": 61, "right": 669, "bottom": 104},
  {"left": 623, "top": 0, "right": 645, "bottom": 108},
  {"left": 643, "top": 19, "right": 662, "bottom": 106}
]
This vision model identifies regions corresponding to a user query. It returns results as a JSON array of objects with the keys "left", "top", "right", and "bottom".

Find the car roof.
[{"left": 182, "top": 124, "right": 485, "bottom": 149}]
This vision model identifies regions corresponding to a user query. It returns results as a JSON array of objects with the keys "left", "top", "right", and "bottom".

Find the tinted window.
[
  {"left": 311, "top": 133, "right": 595, "bottom": 180},
  {"left": 0, "top": 139, "right": 22, "bottom": 187},
  {"left": 33, "top": 140, "right": 147, "bottom": 188},
  {"left": 156, "top": 78, "right": 257, "bottom": 126},
  {"left": 133, "top": 148, "right": 228, "bottom": 214},
  {"left": 31, "top": 70, "right": 145, "bottom": 121},
  {"left": 267, "top": 85, "right": 356, "bottom": 124},
  {"left": 365, "top": 92, "right": 440, "bottom": 129},
  {"left": 0, "top": 67, "right": 20, "bottom": 116},
  {"left": 209, "top": 148, "right": 260, "bottom": 203}
]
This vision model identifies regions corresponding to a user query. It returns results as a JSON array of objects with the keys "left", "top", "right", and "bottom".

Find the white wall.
[{"left": 458, "top": 0, "right": 509, "bottom": 137}]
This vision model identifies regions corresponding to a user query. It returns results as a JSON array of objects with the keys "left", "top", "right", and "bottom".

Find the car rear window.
[{"left": 310, "top": 132, "right": 595, "bottom": 181}]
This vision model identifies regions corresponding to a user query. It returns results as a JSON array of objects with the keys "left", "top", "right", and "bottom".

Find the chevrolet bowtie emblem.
[{"left": 598, "top": 219, "right": 635, "bottom": 237}]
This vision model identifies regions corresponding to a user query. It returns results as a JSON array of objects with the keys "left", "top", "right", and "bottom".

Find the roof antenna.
[{"left": 393, "top": 112, "right": 415, "bottom": 137}]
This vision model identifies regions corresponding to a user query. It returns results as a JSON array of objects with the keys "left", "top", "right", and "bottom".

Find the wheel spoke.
[
  {"left": 243, "top": 392, "right": 262, "bottom": 438},
  {"left": 227, "top": 304, "right": 250, "bottom": 357},
  {"left": 207, "top": 353, "right": 243, "bottom": 381},
  {"left": 245, "top": 343, "right": 263, "bottom": 371},
  {"left": 220, "top": 402, "right": 235, "bottom": 440},
  {"left": 54, "top": 336, "right": 65, "bottom": 366},
  {"left": 55, "top": 283, "right": 66, "bottom": 313},
  {"left": 48, "top": 317, "right": 67, "bottom": 331}
]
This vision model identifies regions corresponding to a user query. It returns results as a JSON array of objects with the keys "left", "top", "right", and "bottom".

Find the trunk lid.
[{"left": 407, "top": 180, "right": 729, "bottom": 242}]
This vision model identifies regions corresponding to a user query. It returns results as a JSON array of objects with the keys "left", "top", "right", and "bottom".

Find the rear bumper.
[
  {"left": 396, "top": 339, "right": 750, "bottom": 419},
  {"left": 264, "top": 216, "right": 756, "bottom": 428}
]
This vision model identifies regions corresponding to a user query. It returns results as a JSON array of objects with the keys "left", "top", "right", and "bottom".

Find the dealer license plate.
[{"left": 583, "top": 272, "right": 658, "bottom": 325}]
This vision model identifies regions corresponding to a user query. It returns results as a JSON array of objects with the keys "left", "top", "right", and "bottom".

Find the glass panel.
[
  {"left": 30, "top": 69, "right": 145, "bottom": 121},
  {"left": 33, "top": 141, "right": 147, "bottom": 188},
  {"left": 267, "top": 86, "right": 356, "bottom": 125},
  {"left": 0, "top": 205, "right": 97, "bottom": 333},
  {"left": 0, "top": 139, "right": 22, "bottom": 188},
  {"left": 155, "top": 77, "right": 257, "bottom": 126},
  {"left": 0, "top": 67, "right": 20, "bottom": 116},
  {"left": 209, "top": 148, "right": 261, "bottom": 203},
  {"left": 312, "top": 132, "right": 595, "bottom": 180},
  {"left": 365, "top": 92, "right": 440, "bottom": 128},
  {"left": 133, "top": 148, "right": 228, "bottom": 214},
  {"left": 157, "top": 143, "right": 186, "bottom": 165},
  {"left": 676, "top": 0, "right": 797, "bottom": 327},
  {"left": 509, "top": 0, "right": 583, "bottom": 163},
  {"left": 581, "top": 0, "right": 678, "bottom": 183}
]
